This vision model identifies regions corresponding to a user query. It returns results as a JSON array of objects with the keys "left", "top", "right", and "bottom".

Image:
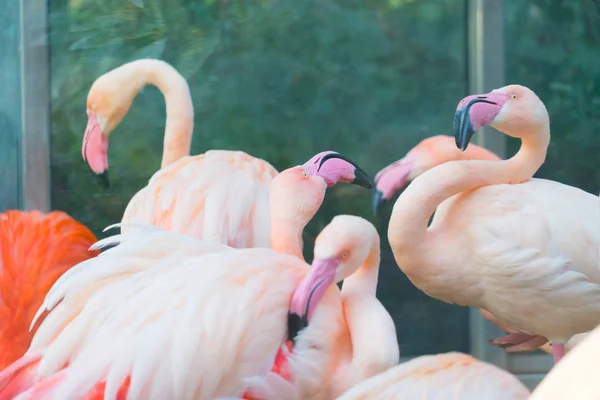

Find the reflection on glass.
[{"left": 49, "top": 0, "right": 469, "bottom": 356}]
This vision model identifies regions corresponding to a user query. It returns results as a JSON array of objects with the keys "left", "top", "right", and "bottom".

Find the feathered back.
[
  {"left": 122, "top": 150, "right": 279, "bottom": 249},
  {"left": 0, "top": 210, "right": 99, "bottom": 369},
  {"left": 336, "top": 352, "right": 530, "bottom": 400}
]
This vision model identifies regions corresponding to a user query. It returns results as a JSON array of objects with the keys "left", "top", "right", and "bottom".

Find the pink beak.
[
  {"left": 302, "top": 151, "right": 372, "bottom": 188},
  {"left": 82, "top": 112, "right": 110, "bottom": 188},
  {"left": 287, "top": 257, "right": 340, "bottom": 342},
  {"left": 454, "top": 91, "right": 508, "bottom": 151},
  {"left": 372, "top": 157, "right": 414, "bottom": 214}
]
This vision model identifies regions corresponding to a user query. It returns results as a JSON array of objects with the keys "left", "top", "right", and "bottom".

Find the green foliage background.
[{"left": 48, "top": 0, "right": 599, "bottom": 356}]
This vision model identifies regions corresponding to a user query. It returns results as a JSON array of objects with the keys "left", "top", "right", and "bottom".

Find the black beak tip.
[
  {"left": 371, "top": 189, "right": 386, "bottom": 216},
  {"left": 95, "top": 170, "right": 110, "bottom": 189},
  {"left": 352, "top": 168, "right": 373, "bottom": 189},
  {"left": 453, "top": 113, "right": 475, "bottom": 152},
  {"left": 456, "top": 138, "right": 469, "bottom": 152},
  {"left": 317, "top": 152, "right": 373, "bottom": 189},
  {"left": 287, "top": 312, "right": 305, "bottom": 344}
]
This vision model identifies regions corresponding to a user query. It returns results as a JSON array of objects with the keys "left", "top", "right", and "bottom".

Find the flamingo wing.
[
  {"left": 430, "top": 179, "right": 600, "bottom": 342},
  {"left": 122, "top": 150, "right": 279, "bottom": 249},
  {"left": 0, "top": 239, "right": 307, "bottom": 400}
]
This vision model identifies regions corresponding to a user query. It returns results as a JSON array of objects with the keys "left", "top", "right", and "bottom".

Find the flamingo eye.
[
  {"left": 302, "top": 170, "right": 308, "bottom": 178},
  {"left": 510, "top": 94, "right": 517, "bottom": 100},
  {"left": 341, "top": 251, "right": 349, "bottom": 259}
]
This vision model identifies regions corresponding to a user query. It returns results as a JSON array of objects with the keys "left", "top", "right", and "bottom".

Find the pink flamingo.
[
  {"left": 83, "top": 59, "right": 298, "bottom": 248},
  {"left": 528, "top": 321, "right": 600, "bottom": 400},
  {"left": 0, "top": 155, "right": 393, "bottom": 399},
  {"left": 336, "top": 352, "right": 530, "bottom": 399},
  {"left": 387, "top": 84, "right": 600, "bottom": 365},
  {"left": 0, "top": 214, "right": 397, "bottom": 399},
  {"left": 372, "top": 135, "right": 585, "bottom": 357}
]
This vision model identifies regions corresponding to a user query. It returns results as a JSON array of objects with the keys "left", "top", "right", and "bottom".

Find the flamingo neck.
[
  {"left": 269, "top": 217, "right": 305, "bottom": 261},
  {"left": 341, "top": 235, "right": 380, "bottom": 298},
  {"left": 131, "top": 60, "right": 194, "bottom": 168},
  {"left": 388, "top": 125, "right": 549, "bottom": 271},
  {"left": 340, "top": 236, "right": 399, "bottom": 379}
]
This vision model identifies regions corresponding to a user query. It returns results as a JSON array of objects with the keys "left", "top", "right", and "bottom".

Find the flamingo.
[
  {"left": 335, "top": 352, "right": 530, "bottom": 399},
  {"left": 82, "top": 58, "right": 281, "bottom": 248},
  {"left": 372, "top": 134, "right": 500, "bottom": 214},
  {"left": 0, "top": 210, "right": 99, "bottom": 371},
  {"left": 386, "top": 84, "right": 600, "bottom": 365},
  {"left": 528, "top": 322, "right": 600, "bottom": 400},
  {"left": 372, "top": 136, "right": 585, "bottom": 357},
  {"left": 0, "top": 214, "right": 397, "bottom": 400}
]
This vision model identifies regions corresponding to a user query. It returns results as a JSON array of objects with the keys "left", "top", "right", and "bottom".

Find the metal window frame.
[
  {"left": 467, "top": 0, "right": 553, "bottom": 390},
  {"left": 20, "top": 0, "right": 51, "bottom": 212}
]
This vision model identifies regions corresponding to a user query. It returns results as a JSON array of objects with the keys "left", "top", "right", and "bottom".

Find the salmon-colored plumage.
[
  {"left": 0, "top": 210, "right": 99, "bottom": 370},
  {"left": 336, "top": 352, "right": 529, "bottom": 399}
]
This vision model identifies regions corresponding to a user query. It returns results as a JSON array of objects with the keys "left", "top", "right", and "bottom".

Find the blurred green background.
[{"left": 47, "top": 0, "right": 600, "bottom": 356}]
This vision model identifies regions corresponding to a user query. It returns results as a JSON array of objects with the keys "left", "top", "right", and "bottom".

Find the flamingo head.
[
  {"left": 301, "top": 151, "right": 372, "bottom": 189},
  {"left": 454, "top": 84, "right": 549, "bottom": 151},
  {"left": 82, "top": 66, "right": 141, "bottom": 188},
  {"left": 371, "top": 135, "right": 502, "bottom": 214},
  {"left": 270, "top": 151, "right": 372, "bottom": 228},
  {"left": 287, "top": 215, "right": 378, "bottom": 342}
]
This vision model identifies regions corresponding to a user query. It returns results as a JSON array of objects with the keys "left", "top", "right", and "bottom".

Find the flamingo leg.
[
  {"left": 488, "top": 332, "right": 549, "bottom": 352},
  {"left": 552, "top": 342, "right": 565, "bottom": 364}
]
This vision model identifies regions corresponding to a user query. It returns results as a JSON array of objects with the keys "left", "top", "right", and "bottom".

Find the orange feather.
[{"left": 0, "top": 210, "right": 99, "bottom": 370}]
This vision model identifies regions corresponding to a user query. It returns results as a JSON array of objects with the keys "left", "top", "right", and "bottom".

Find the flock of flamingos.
[{"left": 0, "top": 58, "right": 599, "bottom": 400}]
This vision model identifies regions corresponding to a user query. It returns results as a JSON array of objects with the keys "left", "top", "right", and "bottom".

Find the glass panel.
[
  {"left": 48, "top": 0, "right": 469, "bottom": 356},
  {"left": 0, "top": 0, "right": 22, "bottom": 211},
  {"left": 505, "top": 0, "right": 600, "bottom": 195}
]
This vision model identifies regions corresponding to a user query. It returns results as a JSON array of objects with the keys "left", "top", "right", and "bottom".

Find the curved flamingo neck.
[
  {"left": 128, "top": 60, "right": 194, "bottom": 168},
  {"left": 270, "top": 217, "right": 306, "bottom": 261},
  {"left": 388, "top": 126, "right": 550, "bottom": 269},
  {"left": 340, "top": 235, "right": 399, "bottom": 378},
  {"left": 341, "top": 234, "right": 380, "bottom": 298}
]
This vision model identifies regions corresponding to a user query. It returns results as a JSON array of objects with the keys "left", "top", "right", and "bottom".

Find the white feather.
[
  {"left": 121, "top": 150, "right": 279, "bottom": 249},
  {"left": 20, "top": 229, "right": 315, "bottom": 399}
]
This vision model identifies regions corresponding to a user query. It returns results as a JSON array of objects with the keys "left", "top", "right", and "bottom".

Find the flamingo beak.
[
  {"left": 453, "top": 93, "right": 507, "bottom": 151},
  {"left": 371, "top": 190, "right": 385, "bottom": 216},
  {"left": 303, "top": 151, "right": 372, "bottom": 189},
  {"left": 371, "top": 159, "right": 413, "bottom": 215},
  {"left": 82, "top": 111, "right": 110, "bottom": 188},
  {"left": 287, "top": 257, "right": 339, "bottom": 343}
]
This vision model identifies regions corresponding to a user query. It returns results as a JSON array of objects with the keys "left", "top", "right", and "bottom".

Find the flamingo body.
[
  {"left": 336, "top": 352, "right": 530, "bottom": 400},
  {"left": 0, "top": 210, "right": 99, "bottom": 370},
  {"left": 428, "top": 177, "right": 600, "bottom": 343}
]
